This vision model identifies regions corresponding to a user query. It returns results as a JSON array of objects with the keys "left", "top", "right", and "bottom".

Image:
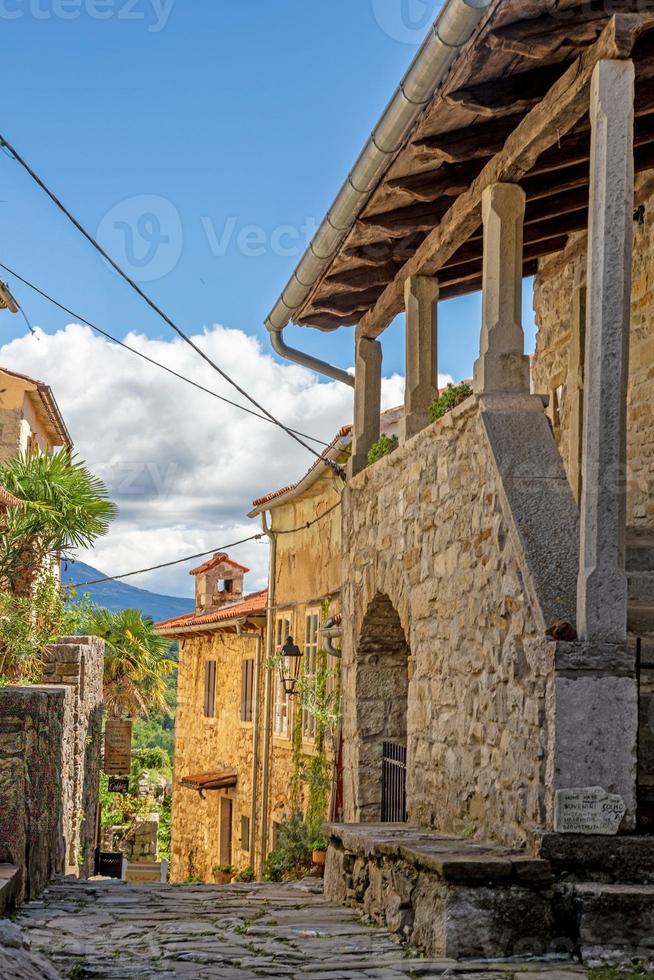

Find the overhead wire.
[
  {"left": 0, "top": 261, "right": 328, "bottom": 447},
  {"left": 65, "top": 499, "right": 343, "bottom": 589},
  {"left": 0, "top": 132, "right": 346, "bottom": 476}
]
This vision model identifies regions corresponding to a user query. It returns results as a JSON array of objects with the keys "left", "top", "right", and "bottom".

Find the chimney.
[{"left": 189, "top": 552, "right": 249, "bottom": 614}]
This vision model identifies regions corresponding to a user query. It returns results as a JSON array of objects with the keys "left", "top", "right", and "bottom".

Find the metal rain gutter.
[{"left": 265, "top": 0, "right": 492, "bottom": 384}]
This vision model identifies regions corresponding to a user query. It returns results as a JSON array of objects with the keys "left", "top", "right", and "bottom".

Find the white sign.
[{"left": 555, "top": 786, "right": 626, "bottom": 835}]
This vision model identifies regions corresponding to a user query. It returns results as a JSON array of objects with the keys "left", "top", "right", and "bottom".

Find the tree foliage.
[
  {"left": 0, "top": 449, "right": 116, "bottom": 595},
  {"left": 81, "top": 607, "right": 177, "bottom": 719}
]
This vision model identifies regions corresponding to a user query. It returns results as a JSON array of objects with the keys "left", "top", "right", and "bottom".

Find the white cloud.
[{"left": 0, "top": 324, "right": 452, "bottom": 599}]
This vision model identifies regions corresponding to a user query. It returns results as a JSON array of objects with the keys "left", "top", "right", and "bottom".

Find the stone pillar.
[
  {"left": 349, "top": 327, "right": 382, "bottom": 477},
  {"left": 473, "top": 183, "right": 530, "bottom": 395},
  {"left": 401, "top": 276, "right": 439, "bottom": 443},
  {"left": 577, "top": 59, "right": 634, "bottom": 644},
  {"left": 567, "top": 273, "right": 587, "bottom": 507}
]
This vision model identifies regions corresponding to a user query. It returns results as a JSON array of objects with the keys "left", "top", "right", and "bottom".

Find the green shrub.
[
  {"left": 234, "top": 866, "right": 255, "bottom": 882},
  {"left": 367, "top": 434, "right": 399, "bottom": 466},
  {"left": 264, "top": 813, "right": 312, "bottom": 882},
  {"left": 429, "top": 383, "right": 473, "bottom": 423}
]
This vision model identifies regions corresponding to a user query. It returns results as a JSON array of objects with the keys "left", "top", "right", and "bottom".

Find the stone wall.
[
  {"left": 41, "top": 637, "right": 105, "bottom": 877},
  {"left": 532, "top": 187, "right": 654, "bottom": 528},
  {"left": 341, "top": 397, "right": 578, "bottom": 848},
  {"left": 0, "top": 636, "right": 104, "bottom": 903},
  {"left": 0, "top": 686, "right": 73, "bottom": 903}
]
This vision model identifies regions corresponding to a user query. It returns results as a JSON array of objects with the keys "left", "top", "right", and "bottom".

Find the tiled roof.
[
  {"left": 155, "top": 589, "right": 267, "bottom": 633},
  {"left": 0, "top": 366, "right": 73, "bottom": 449},
  {"left": 0, "top": 485, "right": 21, "bottom": 509},
  {"left": 189, "top": 552, "right": 251, "bottom": 577},
  {"left": 251, "top": 424, "right": 353, "bottom": 508}
]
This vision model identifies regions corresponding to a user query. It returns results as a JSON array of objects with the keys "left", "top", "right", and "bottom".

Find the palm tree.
[
  {"left": 0, "top": 449, "right": 116, "bottom": 596},
  {"left": 84, "top": 607, "right": 177, "bottom": 719}
]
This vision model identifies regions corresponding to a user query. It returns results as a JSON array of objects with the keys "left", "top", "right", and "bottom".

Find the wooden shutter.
[
  {"left": 204, "top": 661, "right": 216, "bottom": 718},
  {"left": 240, "top": 815, "right": 250, "bottom": 851},
  {"left": 241, "top": 659, "right": 254, "bottom": 722}
]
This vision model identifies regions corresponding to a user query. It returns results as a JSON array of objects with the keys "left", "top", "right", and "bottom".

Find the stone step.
[
  {"left": 627, "top": 531, "right": 654, "bottom": 572},
  {"left": 556, "top": 882, "right": 654, "bottom": 964},
  {"left": 628, "top": 571, "right": 654, "bottom": 604},
  {"left": 538, "top": 833, "right": 654, "bottom": 884}
]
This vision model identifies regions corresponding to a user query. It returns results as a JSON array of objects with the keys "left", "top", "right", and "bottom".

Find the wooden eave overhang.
[
  {"left": 291, "top": 2, "right": 654, "bottom": 337},
  {"left": 179, "top": 771, "right": 237, "bottom": 792}
]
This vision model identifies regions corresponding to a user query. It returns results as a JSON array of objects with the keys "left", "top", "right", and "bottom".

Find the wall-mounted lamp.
[{"left": 280, "top": 637, "right": 303, "bottom": 697}]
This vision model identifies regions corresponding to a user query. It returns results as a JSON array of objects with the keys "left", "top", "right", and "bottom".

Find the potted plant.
[
  {"left": 212, "top": 863, "right": 233, "bottom": 884},
  {"left": 311, "top": 836, "right": 329, "bottom": 865}
]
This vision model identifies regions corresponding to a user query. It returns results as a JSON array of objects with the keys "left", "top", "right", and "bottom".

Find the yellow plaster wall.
[{"left": 265, "top": 466, "right": 344, "bottom": 840}]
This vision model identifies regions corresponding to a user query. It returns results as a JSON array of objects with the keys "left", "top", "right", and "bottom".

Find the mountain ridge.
[{"left": 61, "top": 560, "right": 194, "bottom": 623}]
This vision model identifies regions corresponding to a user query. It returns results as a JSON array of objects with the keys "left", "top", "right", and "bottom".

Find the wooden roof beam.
[{"left": 357, "top": 14, "right": 654, "bottom": 340}]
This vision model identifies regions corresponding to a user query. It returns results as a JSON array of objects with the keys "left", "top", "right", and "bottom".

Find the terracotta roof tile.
[
  {"left": 189, "top": 552, "right": 251, "bottom": 577},
  {"left": 155, "top": 589, "right": 267, "bottom": 633},
  {"left": 251, "top": 424, "right": 353, "bottom": 507}
]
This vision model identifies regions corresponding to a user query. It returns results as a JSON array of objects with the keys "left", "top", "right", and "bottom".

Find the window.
[
  {"left": 240, "top": 815, "right": 250, "bottom": 852},
  {"left": 203, "top": 660, "right": 217, "bottom": 718},
  {"left": 302, "top": 609, "right": 320, "bottom": 740},
  {"left": 241, "top": 659, "right": 255, "bottom": 723},
  {"left": 273, "top": 615, "right": 292, "bottom": 736}
]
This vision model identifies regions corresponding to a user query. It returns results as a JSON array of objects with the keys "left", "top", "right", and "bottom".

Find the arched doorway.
[{"left": 355, "top": 593, "right": 410, "bottom": 822}]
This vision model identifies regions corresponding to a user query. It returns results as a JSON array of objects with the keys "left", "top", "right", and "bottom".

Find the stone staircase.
[{"left": 627, "top": 528, "right": 654, "bottom": 830}]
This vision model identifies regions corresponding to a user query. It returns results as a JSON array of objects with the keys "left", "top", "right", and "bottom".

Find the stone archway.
[{"left": 354, "top": 593, "right": 410, "bottom": 823}]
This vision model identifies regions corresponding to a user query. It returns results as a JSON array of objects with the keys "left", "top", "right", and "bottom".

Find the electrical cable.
[
  {"left": 0, "top": 133, "right": 346, "bottom": 476},
  {"left": 65, "top": 500, "right": 342, "bottom": 588},
  {"left": 0, "top": 261, "right": 328, "bottom": 447}
]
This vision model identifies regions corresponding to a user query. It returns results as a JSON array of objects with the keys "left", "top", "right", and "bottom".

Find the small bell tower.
[{"left": 190, "top": 552, "right": 249, "bottom": 614}]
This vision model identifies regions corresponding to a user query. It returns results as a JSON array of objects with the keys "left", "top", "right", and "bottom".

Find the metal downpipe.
[
  {"left": 258, "top": 511, "right": 277, "bottom": 879},
  {"left": 270, "top": 327, "right": 354, "bottom": 388}
]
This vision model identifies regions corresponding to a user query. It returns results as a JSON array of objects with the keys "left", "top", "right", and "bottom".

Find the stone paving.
[{"left": 7, "top": 877, "right": 590, "bottom": 980}]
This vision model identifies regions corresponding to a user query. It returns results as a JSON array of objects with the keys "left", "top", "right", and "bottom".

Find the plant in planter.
[
  {"left": 234, "top": 866, "right": 255, "bottom": 882},
  {"left": 311, "top": 835, "right": 329, "bottom": 864},
  {"left": 429, "top": 382, "right": 473, "bottom": 423},
  {"left": 367, "top": 434, "right": 399, "bottom": 466},
  {"left": 212, "top": 863, "right": 234, "bottom": 884}
]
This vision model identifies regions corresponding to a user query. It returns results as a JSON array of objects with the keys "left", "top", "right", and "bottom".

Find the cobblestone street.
[{"left": 6, "top": 878, "right": 589, "bottom": 980}]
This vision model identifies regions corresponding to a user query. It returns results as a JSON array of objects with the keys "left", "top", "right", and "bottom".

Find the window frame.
[
  {"left": 273, "top": 613, "right": 293, "bottom": 738},
  {"left": 302, "top": 608, "right": 321, "bottom": 741}
]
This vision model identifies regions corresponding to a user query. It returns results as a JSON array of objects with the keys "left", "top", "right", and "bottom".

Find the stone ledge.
[
  {"left": 553, "top": 641, "right": 635, "bottom": 675},
  {"left": 0, "top": 863, "right": 21, "bottom": 915},
  {"left": 324, "top": 824, "right": 552, "bottom": 886}
]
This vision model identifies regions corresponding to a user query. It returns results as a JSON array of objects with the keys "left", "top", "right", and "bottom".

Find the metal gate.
[{"left": 381, "top": 741, "right": 407, "bottom": 822}]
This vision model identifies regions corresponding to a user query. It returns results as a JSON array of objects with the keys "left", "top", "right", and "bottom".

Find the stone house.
[
  {"left": 260, "top": 0, "right": 654, "bottom": 959},
  {"left": 0, "top": 366, "right": 72, "bottom": 460},
  {"left": 155, "top": 557, "right": 267, "bottom": 883}
]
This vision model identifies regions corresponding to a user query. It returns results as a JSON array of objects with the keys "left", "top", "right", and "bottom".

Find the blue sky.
[
  {"left": 0, "top": 0, "right": 536, "bottom": 383},
  {"left": 0, "top": 2, "right": 538, "bottom": 597}
]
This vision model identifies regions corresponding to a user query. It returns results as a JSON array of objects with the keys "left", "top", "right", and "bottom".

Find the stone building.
[
  {"left": 261, "top": 0, "right": 654, "bottom": 960},
  {"left": 155, "top": 558, "right": 267, "bottom": 883},
  {"left": 0, "top": 366, "right": 72, "bottom": 460}
]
